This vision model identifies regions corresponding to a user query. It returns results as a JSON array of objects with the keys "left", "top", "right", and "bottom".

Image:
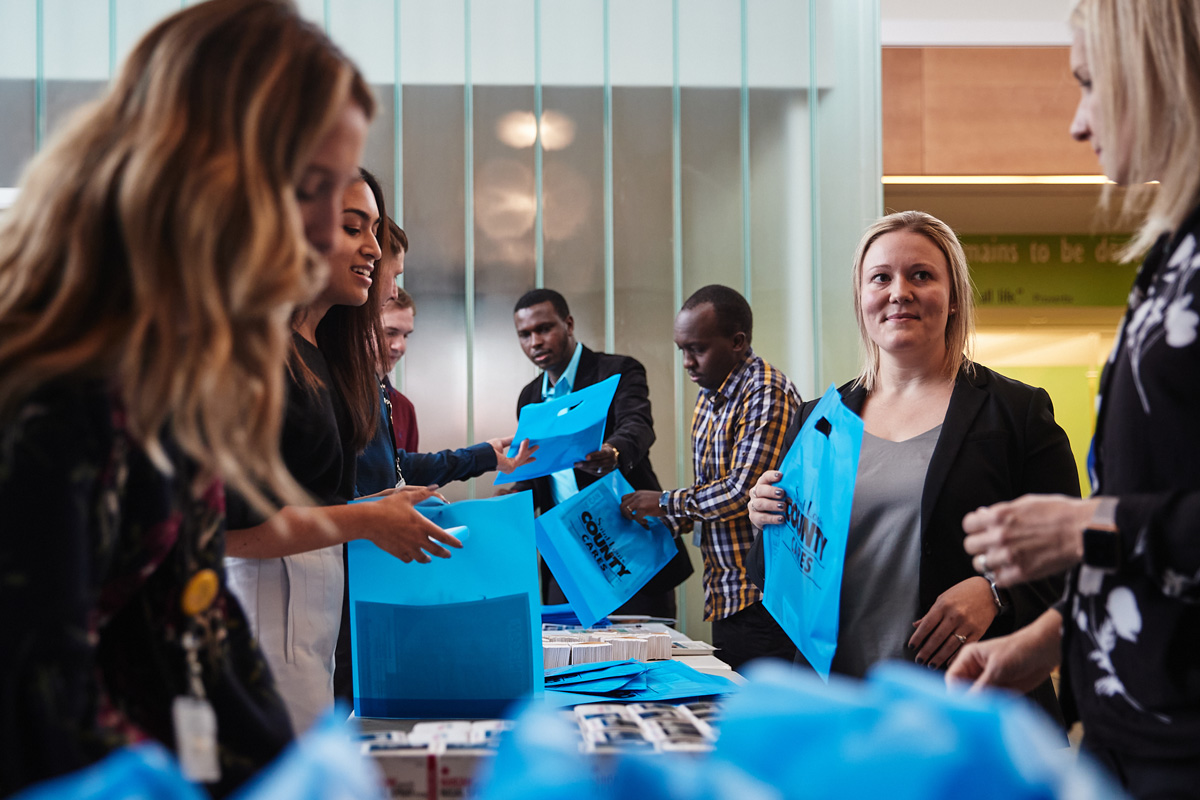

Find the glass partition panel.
[{"left": 0, "top": 0, "right": 36, "bottom": 185}]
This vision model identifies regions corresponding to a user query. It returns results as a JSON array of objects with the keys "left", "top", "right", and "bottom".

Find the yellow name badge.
[{"left": 181, "top": 568, "right": 219, "bottom": 616}]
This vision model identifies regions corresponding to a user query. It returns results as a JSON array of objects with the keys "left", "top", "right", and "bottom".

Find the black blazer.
[
  {"left": 515, "top": 345, "right": 692, "bottom": 592},
  {"left": 752, "top": 364, "right": 1079, "bottom": 723}
]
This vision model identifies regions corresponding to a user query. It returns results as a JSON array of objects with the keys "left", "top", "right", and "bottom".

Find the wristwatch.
[
  {"left": 1082, "top": 497, "right": 1121, "bottom": 573},
  {"left": 658, "top": 491, "right": 671, "bottom": 513},
  {"left": 987, "top": 577, "right": 1009, "bottom": 615}
]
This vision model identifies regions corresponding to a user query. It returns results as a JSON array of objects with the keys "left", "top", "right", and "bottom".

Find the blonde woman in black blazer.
[{"left": 747, "top": 211, "right": 1078, "bottom": 727}]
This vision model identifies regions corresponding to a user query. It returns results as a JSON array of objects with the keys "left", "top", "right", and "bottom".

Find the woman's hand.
[
  {"left": 748, "top": 470, "right": 788, "bottom": 531},
  {"left": 909, "top": 576, "right": 998, "bottom": 670},
  {"left": 946, "top": 609, "right": 1063, "bottom": 695},
  {"left": 490, "top": 436, "right": 537, "bottom": 474},
  {"left": 362, "top": 486, "right": 465, "bottom": 564},
  {"left": 357, "top": 485, "right": 447, "bottom": 502},
  {"left": 962, "top": 494, "right": 1098, "bottom": 587}
]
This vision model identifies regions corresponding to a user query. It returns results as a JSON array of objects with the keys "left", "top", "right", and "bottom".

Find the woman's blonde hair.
[
  {"left": 0, "top": 0, "right": 373, "bottom": 512},
  {"left": 851, "top": 211, "right": 976, "bottom": 393},
  {"left": 1072, "top": 0, "right": 1200, "bottom": 255}
]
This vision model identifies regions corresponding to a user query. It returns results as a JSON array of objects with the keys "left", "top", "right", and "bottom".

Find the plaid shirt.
[{"left": 661, "top": 349, "right": 800, "bottom": 621}]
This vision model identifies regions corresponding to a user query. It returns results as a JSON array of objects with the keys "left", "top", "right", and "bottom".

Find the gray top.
[{"left": 830, "top": 424, "right": 940, "bottom": 679}]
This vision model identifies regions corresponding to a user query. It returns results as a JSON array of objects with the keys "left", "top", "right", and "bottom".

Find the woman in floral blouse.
[
  {"left": 949, "top": 1, "right": 1200, "bottom": 795},
  {"left": 0, "top": 1, "right": 374, "bottom": 796}
]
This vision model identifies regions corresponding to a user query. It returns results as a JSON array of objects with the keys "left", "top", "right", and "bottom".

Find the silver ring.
[
  {"left": 954, "top": 633, "right": 967, "bottom": 645},
  {"left": 974, "top": 553, "right": 989, "bottom": 573}
]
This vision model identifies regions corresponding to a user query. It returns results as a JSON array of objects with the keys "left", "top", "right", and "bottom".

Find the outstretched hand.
[
  {"left": 945, "top": 609, "right": 1063, "bottom": 695},
  {"left": 363, "top": 485, "right": 465, "bottom": 564},
  {"left": 620, "top": 490, "right": 665, "bottom": 530},
  {"left": 962, "top": 494, "right": 1097, "bottom": 587},
  {"left": 574, "top": 442, "right": 619, "bottom": 476},
  {"left": 490, "top": 436, "right": 537, "bottom": 474}
]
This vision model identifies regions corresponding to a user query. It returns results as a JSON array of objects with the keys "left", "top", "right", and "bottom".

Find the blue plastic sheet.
[
  {"left": 541, "top": 603, "right": 610, "bottom": 628},
  {"left": 232, "top": 707, "right": 384, "bottom": 800},
  {"left": 535, "top": 471, "right": 677, "bottom": 627},
  {"left": 11, "top": 745, "right": 203, "bottom": 800},
  {"left": 347, "top": 492, "right": 543, "bottom": 718},
  {"left": 543, "top": 659, "right": 739, "bottom": 707},
  {"left": 544, "top": 660, "right": 645, "bottom": 687},
  {"left": 714, "top": 661, "right": 1126, "bottom": 800},
  {"left": 494, "top": 374, "right": 621, "bottom": 484},
  {"left": 761, "top": 385, "right": 863, "bottom": 680}
]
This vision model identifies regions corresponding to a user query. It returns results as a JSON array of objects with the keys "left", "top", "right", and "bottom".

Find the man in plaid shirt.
[{"left": 622, "top": 285, "right": 801, "bottom": 670}]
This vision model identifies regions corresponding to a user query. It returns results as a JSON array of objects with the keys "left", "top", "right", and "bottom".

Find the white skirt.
[{"left": 225, "top": 546, "right": 344, "bottom": 733}]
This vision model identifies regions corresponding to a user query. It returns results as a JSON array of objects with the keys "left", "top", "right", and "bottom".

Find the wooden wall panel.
[
  {"left": 882, "top": 47, "right": 1103, "bottom": 176},
  {"left": 881, "top": 48, "right": 923, "bottom": 174}
]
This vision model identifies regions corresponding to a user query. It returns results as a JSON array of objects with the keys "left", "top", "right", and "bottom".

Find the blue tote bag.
[
  {"left": 761, "top": 385, "right": 863, "bottom": 680},
  {"left": 346, "top": 492, "right": 543, "bottom": 718},
  {"left": 535, "top": 471, "right": 676, "bottom": 627},
  {"left": 494, "top": 374, "right": 620, "bottom": 485}
]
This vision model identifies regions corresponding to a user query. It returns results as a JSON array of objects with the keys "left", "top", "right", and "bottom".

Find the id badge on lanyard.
[{"left": 174, "top": 570, "right": 221, "bottom": 783}]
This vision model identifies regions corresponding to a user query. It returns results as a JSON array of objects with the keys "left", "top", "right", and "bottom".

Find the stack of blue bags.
[{"left": 543, "top": 659, "right": 739, "bottom": 707}]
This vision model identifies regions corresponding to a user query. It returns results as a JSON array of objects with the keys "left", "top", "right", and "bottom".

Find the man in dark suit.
[{"left": 509, "top": 288, "right": 691, "bottom": 619}]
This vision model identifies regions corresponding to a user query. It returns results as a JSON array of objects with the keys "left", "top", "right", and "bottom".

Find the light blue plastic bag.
[
  {"left": 346, "top": 492, "right": 543, "bottom": 718},
  {"left": 11, "top": 744, "right": 203, "bottom": 800},
  {"left": 232, "top": 707, "right": 384, "bottom": 800},
  {"left": 494, "top": 374, "right": 621, "bottom": 484},
  {"left": 761, "top": 384, "right": 863, "bottom": 680},
  {"left": 714, "top": 661, "right": 1127, "bottom": 800},
  {"left": 476, "top": 662, "right": 1125, "bottom": 800},
  {"left": 535, "top": 471, "right": 676, "bottom": 627}
]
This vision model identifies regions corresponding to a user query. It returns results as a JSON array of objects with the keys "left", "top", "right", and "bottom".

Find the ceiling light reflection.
[{"left": 496, "top": 110, "right": 576, "bottom": 151}]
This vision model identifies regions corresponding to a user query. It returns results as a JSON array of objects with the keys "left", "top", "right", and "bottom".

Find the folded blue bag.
[
  {"left": 714, "top": 661, "right": 1125, "bottom": 800},
  {"left": 11, "top": 745, "right": 203, "bottom": 800},
  {"left": 543, "top": 659, "right": 739, "bottom": 707},
  {"left": 494, "top": 374, "right": 621, "bottom": 484},
  {"left": 541, "top": 602, "right": 610, "bottom": 628},
  {"left": 535, "top": 471, "right": 677, "bottom": 627},
  {"left": 232, "top": 707, "right": 384, "bottom": 800},
  {"left": 762, "top": 384, "right": 863, "bottom": 680},
  {"left": 347, "top": 492, "right": 543, "bottom": 718},
  {"left": 544, "top": 659, "right": 645, "bottom": 687}
]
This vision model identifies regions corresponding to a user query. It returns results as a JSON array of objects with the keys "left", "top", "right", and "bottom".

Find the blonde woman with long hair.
[
  {"left": 950, "top": 1, "right": 1200, "bottom": 792},
  {"left": 0, "top": 1, "right": 380, "bottom": 794}
]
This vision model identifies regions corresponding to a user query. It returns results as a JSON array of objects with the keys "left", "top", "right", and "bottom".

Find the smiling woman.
[
  {"left": 223, "top": 167, "right": 464, "bottom": 734},
  {"left": 321, "top": 179, "right": 382, "bottom": 309},
  {"left": 748, "top": 210, "right": 1079, "bottom": 728}
]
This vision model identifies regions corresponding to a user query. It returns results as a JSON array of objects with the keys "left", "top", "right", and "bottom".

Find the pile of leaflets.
[{"left": 575, "top": 702, "right": 719, "bottom": 754}]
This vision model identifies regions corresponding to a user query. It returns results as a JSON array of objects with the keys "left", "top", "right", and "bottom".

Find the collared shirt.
[
  {"left": 542, "top": 342, "right": 584, "bottom": 504},
  {"left": 661, "top": 349, "right": 800, "bottom": 621}
]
